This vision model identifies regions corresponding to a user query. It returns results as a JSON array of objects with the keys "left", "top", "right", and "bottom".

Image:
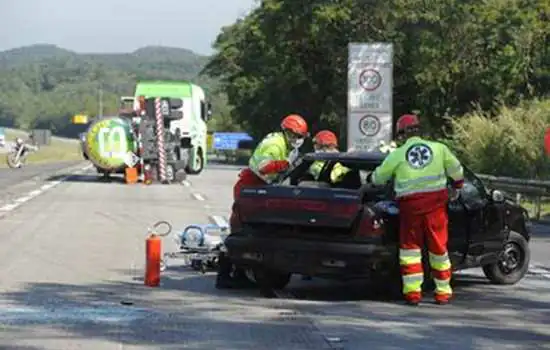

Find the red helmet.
[
  {"left": 396, "top": 114, "right": 420, "bottom": 133},
  {"left": 313, "top": 130, "right": 338, "bottom": 147},
  {"left": 281, "top": 114, "right": 308, "bottom": 136}
]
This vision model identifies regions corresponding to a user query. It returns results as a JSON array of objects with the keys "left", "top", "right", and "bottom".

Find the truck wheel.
[
  {"left": 482, "top": 231, "right": 530, "bottom": 285},
  {"left": 186, "top": 148, "right": 204, "bottom": 175},
  {"left": 174, "top": 169, "right": 187, "bottom": 183},
  {"left": 165, "top": 164, "right": 175, "bottom": 183}
]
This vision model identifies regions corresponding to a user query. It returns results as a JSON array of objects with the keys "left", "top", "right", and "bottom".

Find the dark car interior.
[
  {"left": 286, "top": 159, "right": 392, "bottom": 201},
  {"left": 284, "top": 158, "right": 495, "bottom": 216}
]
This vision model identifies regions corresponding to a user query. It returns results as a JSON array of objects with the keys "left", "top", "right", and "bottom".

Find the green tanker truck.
[{"left": 82, "top": 80, "right": 212, "bottom": 179}]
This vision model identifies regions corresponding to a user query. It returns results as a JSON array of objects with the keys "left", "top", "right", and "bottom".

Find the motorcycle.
[{"left": 6, "top": 140, "right": 38, "bottom": 169}]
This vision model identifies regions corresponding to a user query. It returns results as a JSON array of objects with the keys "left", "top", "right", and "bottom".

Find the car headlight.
[{"left": 181, "top": 225, "right": 205, "bottom": 248}]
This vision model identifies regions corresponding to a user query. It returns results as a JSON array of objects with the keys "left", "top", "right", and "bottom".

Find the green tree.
[{"left": 203, "top": 0, "right": 550, "bottom": 139}]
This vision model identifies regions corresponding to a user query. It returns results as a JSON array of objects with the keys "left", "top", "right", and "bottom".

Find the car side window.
[{"left": 459, "top": 168, "right": 488, "bottom": 210}]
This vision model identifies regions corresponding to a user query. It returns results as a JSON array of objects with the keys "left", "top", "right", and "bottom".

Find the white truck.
[{"left": 132, "top": 80, "right": 212, "bottom": 174}]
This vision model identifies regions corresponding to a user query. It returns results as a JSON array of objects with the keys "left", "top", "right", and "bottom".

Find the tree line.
[
  {"left": 201, "top": 1, "right": 550, "bottom": 135},
  {"left": 201, "top": 0, "right": 550, "bottom": 177},
  {"left": 0, "top": 44, "right": 235, "bottom": 137}
]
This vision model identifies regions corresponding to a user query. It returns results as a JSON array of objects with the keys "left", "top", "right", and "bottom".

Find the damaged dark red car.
[{"left": 224, "top": 152, "right": 531, "bottom": 291}]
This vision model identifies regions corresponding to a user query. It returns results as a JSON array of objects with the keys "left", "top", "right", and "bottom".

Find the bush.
[{"left": 448, "top": 99, "right": 550, "bottom": 179}]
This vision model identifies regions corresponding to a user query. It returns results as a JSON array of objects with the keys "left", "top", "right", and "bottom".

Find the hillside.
[{"left": 0, "top": 44, "right": 233, "bottom": 138}]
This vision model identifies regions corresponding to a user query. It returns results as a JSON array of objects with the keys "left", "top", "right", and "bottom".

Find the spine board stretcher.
[{"left": 162, "top": 224, "right": 228, "bottom": 273}]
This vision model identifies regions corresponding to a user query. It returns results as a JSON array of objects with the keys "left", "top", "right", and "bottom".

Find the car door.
[
  {"left": 447, "top": 190, "right": 469, "bottom": 265},
  {"left": 462, "top": 170, "right": 508, "bottom": 254}
]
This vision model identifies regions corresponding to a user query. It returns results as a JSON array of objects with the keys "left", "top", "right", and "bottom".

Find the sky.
[{"left": 0, "top": 0, "right": 257, "bottom": 55}]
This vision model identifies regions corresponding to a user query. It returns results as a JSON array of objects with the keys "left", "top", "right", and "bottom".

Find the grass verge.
[
  {"left": 0, "top": 128, "right": 84, "bottom": 167},
  {"left": 519, "top": 198, "right": 550, "bottom": 221}
]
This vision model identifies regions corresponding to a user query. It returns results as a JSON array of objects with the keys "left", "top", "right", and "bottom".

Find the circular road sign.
[
  {"left": 359, "top": 115, "right": 381, "bottom": 136},
  {"left": 359, "top": 69, "right": 382, "bottom": 91}
]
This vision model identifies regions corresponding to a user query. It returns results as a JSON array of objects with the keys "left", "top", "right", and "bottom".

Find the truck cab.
[{"left": 133, "top": 81, "right": 212, "bottom": 174}]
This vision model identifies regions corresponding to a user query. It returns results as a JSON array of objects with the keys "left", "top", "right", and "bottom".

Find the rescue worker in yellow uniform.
[
  {"left": 369, "top": 114, "right": 464, "bottom": 306},
  {"left": 232, "top": 114, "right": 309, "bottom": 200},
  {"left": 217, "top": 114, "right": 310, "bottom": 289},
  {"left": 308, "top": 130, "right": 350, "bottom": 184}
]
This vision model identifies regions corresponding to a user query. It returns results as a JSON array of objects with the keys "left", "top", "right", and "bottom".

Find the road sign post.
[{"left": 347, "top": 43, "right": 394, "bottom": 151}]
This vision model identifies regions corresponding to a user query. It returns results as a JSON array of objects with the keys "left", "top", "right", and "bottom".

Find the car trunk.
[{"left": 236, "top": 186, "right": 362, "bottom": 237}]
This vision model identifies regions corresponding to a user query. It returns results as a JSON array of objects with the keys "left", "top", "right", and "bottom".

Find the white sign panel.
[
  {"left": 347, "top": 43, "right": 393, "bottom": 151},
  {"left": 349, "top": 112, "right": 393, "bottom": 152}
]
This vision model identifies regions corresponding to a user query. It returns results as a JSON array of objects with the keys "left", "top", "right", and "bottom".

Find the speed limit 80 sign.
[{"left": 359, "top": 115, "right": 381, "bottom": 136}]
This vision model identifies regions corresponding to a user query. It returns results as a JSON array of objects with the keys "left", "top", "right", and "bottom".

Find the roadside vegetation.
[
  {"left": 202, "top": 0, "right": 550, "bottom": 178},
  {"left": 1, "top": 1, "right": 549, "bottom": 178},
  {"left": 0, "top": 128, "right": 82, "bottom": 167}
]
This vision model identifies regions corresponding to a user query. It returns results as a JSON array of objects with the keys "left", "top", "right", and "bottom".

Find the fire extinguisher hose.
[{"left": 148, "top": 220, "right": 172, "bottom": 237}]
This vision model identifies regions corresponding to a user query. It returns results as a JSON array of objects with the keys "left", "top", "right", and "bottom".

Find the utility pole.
[{"left": 98, "top": 85, "right": 104, "bottom": 118}]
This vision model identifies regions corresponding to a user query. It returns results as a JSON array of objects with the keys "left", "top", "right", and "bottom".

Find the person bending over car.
[
  {"left": 217, "top": 114, "right": 310, "bottom": 289},
  {"left": 368, "top": 114, "right": 464, "bottom": 306},
  {"left": 232, "top": 114, "right": 309, "bottom": 201},
  {"left": 308, "top": 130, "right": 350, "bottom": 184}
]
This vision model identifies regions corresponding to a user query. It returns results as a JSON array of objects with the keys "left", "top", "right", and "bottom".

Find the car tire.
[
  {"left": 253, "top": 267, "right": 291, "bottom": 290},
  {"left": 482, "top": 231, "right": 530, "bottom": 285}
]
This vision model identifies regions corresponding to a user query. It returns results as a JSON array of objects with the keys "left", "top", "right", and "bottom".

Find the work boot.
[
  {"left": 405, "top": 300, "right": 419, "bottom": 306},
  {"left": 215, "top": 252, "right": 234, "bottom": 289},
  {"left": 434, "top": 294, "right": 451, "bottom": 305},
  {"left": 404, "top": 291, "right": 422, "bottom": 306},
  {"left": 215, "top": 273, "right": 235, "bottom": 289}
]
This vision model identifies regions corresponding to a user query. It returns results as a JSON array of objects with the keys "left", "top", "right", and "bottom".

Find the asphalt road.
[{"left": 0, "top": 164, "right": 548, "bottom": 349}]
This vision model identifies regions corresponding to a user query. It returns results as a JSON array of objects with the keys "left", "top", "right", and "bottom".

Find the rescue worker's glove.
[
  {"left": 449, "top": 188, "right": 461, "bottom": 201},
  {"left": 258, "top": 160, "right": 290, "bottom": 175}
]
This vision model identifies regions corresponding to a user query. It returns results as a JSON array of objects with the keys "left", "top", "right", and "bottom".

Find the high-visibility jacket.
[
  {"left": 371, "top": 136, "right": 464, "bottom": 198},
  {"left": 248, "top": 132, "right": 290, "bottom": 183},
  {"left": 309, "top": 160, "right": 350, "bottom": 183}
]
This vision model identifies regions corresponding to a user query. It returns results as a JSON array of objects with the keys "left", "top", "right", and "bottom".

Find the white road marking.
[
  {"left": 209, "top": 215, "right": 229, "bottom": 228},
  {"left": 0, "top": 163, "right": 91, "bottom": 218},
  {"left": 27, "top": 189, "right": 42, "bottom": 197},
  {"left": 192, "top": 193, "right": 205, "bottom": 201},
  {"left": 14, "top": 196, "right": 31, "bottom": 203},
  {"left": 0, "top": 203, "right": 19, "bottom": 212}
]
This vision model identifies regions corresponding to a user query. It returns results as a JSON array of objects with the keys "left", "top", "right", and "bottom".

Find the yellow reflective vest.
[
  {"left": 309, "top": 159, "right": 350, "bottom": 183},
  {"left": 248, "top": 132, "right": 290, "bottom": 182},
  {"left": 371, "top": 136, "right": 464, "bottom": 198}
]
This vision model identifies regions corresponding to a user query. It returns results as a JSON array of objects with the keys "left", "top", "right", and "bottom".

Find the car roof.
[{"left": 302, "top": 151, "right": 388, "bottom": 163}]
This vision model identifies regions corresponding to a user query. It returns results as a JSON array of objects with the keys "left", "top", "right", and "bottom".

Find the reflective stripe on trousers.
[
  {"left": 399, "top": 248, "right": 423, "bottom": 295},
  {"left": 399, "top": 202, "right": 453, "bottom": 302},
  {"left": 429, "top": 251, "right": 452, "bottom": 296}
]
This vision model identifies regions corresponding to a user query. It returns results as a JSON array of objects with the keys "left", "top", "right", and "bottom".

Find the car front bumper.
[{"left": 224, "top": 234, "right": 396, "bottom": 280}]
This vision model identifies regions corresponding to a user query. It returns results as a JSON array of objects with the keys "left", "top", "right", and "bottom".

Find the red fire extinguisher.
[
  {"left": 143, "top": 164, "right": 154, "bottom": 185},
  {"left": 145, "top": 221, "right": 172, "bottom": 287}
]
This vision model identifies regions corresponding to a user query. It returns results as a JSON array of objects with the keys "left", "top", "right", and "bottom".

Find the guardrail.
[{"left": 477, "top": 174, "right": 550, "bottom": 220}]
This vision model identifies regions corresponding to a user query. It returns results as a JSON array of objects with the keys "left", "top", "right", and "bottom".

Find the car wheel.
[
  {"left": 253, "top": 267, "right": 291, "bottom": 290},
  {"left": 482, "top": 231, "right": 530, "bottom": 285}
]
